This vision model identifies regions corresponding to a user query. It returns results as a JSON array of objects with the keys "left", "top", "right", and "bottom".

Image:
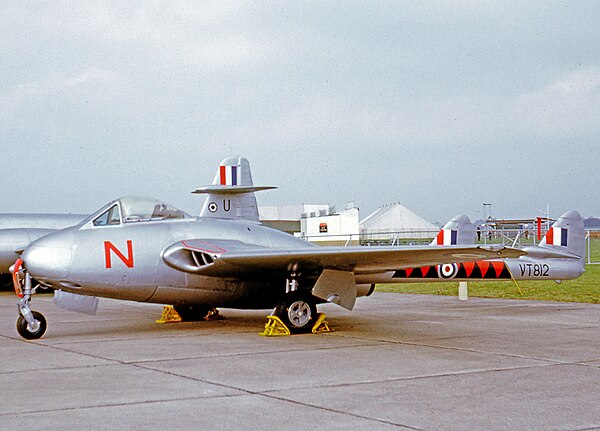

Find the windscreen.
[{"left": 119, "top": 196, "right": 189, "bottom": 223}]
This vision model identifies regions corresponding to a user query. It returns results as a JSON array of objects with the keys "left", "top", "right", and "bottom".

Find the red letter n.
[{"left": 104, "top": 240, "right": 134, "bottom": 268}]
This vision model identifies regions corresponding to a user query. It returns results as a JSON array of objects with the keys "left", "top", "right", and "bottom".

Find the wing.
[
  {"left": 163, "top": 239, "right": 526, "bottom": 311},
  {"left": 162, "top": 238, "right": 525, "bottom": 277}
]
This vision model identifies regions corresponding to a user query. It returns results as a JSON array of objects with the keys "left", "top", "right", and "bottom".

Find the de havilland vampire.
[{"left": 13, "top": 157, "right": 530, "bottom": 339}]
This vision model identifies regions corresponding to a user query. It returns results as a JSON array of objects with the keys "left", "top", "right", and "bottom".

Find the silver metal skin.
[
  {"left": 24, "top": 204, "right": 319, "bottom": 308},
  {"left": 15, "top": 157, "right": 525, "bottom": 338},
  {"left": 0, "top": 214, "right": 85, "bottom": 274}
]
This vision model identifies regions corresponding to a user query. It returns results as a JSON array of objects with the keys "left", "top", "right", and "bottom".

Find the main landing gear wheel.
[
  {"left": 274, "top": 293, "right": 317, "bottom": 333},
  {"left": 16, "top": 311, "right": 47, "bottom": 340},
  {"left": 174, "top": 305, "right": 212, "bottom": 321}
]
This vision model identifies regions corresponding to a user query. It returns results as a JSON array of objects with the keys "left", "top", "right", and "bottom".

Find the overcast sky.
[{"left": 1, "top": 1, "right": 599, "bottom": 224}]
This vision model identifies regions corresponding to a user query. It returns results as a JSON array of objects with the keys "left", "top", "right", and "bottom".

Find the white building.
[
  {"left": 259, "top": 204, "right": 330, "bottom": 234},
  {"left": 298, "top": 207, "right": 360, "bottom": 246}
]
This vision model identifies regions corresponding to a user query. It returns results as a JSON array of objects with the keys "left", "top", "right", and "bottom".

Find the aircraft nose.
[{"left": 22, "top": 230, "right": 73, "bottom": 285}]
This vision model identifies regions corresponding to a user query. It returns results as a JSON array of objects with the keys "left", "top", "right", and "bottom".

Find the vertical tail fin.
[
  {"left": 211, "top": 156, "right": 250, "bottom": 187},
  {"left": 539, "top": 210, "right": 585, "bottom": 258},
  {"left": 431, "top": 215, "right": 474, "bottom": 246},
  {"left": 193, "top": 157, "right": 276, "bottom": 222}
]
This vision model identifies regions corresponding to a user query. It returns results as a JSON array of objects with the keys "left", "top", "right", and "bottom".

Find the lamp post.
[{"left": 483, "top": 203, "right": 492, "bottom": 244}]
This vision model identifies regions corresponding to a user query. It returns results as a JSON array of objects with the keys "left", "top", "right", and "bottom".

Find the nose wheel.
[
  {"left": 12, "top": 259, "right": 47, "bottom": 340},
  {"left": 17, "top": 310, "right": 47, "bottom": 340}
]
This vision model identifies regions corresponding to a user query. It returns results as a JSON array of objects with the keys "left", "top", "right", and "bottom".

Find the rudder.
[
  {"left": 539, "top": 210, "right": 585, "bottom": 258},
  {"left": 431, "top": 215, "right": 474, "bottom": 246}
]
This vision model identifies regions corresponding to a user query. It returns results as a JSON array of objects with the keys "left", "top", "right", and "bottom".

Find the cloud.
[
  {"left": 1, "top": 67, "right": 118, "bottom": 102},
  {"left": 0, "top": 67, "right": 120, "bottom": 123},
  {"left": 227, "top": 67, "right": 600, "bottom": 162},
  {"left": 232, "top": 92, "right": 502, "bottom": 155},
  {"left": 513, "top": 68, "right": 600, "bottom": 136},
  {"left": 35, "top": 2, "right": 266, "bottom": 69},
  {"left": 63, "top": 67, "right": 119, "bottom": 86}
]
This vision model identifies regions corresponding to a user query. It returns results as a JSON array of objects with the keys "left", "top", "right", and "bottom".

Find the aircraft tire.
[
  {"left": 16, "top": 311, "right": 47, "bottom": 340},
  {"left": 275, "top": 292, "right": 317, "bottom": 333},
  {"left": 174, "top": 305, "right": 211, "bottom": 321},
  {"left": 1, "top": 274, "right": 12, "bottom": 290}
]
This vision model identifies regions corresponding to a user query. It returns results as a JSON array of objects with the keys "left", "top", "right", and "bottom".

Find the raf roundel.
[
  {"left": 208, "top": 202, "right": 218, "bottom": 213},
  {"left": 438, "top": 263, "right": 458, "bottom": 279}
]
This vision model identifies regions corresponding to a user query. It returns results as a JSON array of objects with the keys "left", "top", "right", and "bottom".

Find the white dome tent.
[{"left": 360, "top": 203, "right": 437, "bottom": 244}]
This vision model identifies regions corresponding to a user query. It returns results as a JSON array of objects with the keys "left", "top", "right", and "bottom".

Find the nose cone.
[{"left": 22, "top": 229, "right": 73, "bottom": 285}]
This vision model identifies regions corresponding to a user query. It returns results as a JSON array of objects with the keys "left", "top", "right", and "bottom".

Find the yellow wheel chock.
[
  {"left": 259, "top": 315, "right": 291, "bottom": 336},
  {"left": 259, "top": 313, "right": 332, "bottom": 336},
  {"left": 311, "top": 313, "right": 332, "bottom": 334},
  {"left": 156, "top": 305, "right": 183, "bottom": 323}
]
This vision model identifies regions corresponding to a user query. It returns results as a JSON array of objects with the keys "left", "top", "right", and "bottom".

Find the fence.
[{"left": 586, "top": 231, "right": 600, "bottom": 264}]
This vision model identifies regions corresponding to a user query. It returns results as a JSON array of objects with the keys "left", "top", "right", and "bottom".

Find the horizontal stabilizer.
[
  {"left": 192, "top": 185, "right": 276, "bottom": 195},
  {"left": 521, "top": 246, "right": 583, "bottom": 260}
]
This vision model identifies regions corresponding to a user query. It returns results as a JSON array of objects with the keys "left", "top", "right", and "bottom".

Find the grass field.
[
  {"left": 377, "top": 264, "right": 600, "bottom": 303},
  {"left": 589, "top": 238, "right": 600, "bottom": 262}
]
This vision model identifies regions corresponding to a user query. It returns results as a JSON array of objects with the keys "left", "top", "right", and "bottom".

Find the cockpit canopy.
[{"left": 90, "top": 196, "right": 191, "bottom": 227}]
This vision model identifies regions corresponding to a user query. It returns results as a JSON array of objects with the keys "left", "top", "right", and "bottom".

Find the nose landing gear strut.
[{"left": 12, "top": 259, "right": 47, "bottom": 340}]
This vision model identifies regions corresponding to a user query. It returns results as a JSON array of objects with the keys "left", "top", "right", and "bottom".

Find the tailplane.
[
  {"left": 539, "top": 210, "right": 585, "bottom": 259},
  {"left": 431, "top": 215, "right": 474, "bottom": 246},
  {"left": 193, "top": 157, "right": 276, "bottom": 222}
]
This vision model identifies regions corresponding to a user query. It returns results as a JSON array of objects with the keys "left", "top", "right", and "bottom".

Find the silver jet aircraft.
[
  {"left": 394, "top": 211, "right": 585, "bottom": 282},
  {"left": 12, "top": 157, "right": 524, "bottom": 339}
]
